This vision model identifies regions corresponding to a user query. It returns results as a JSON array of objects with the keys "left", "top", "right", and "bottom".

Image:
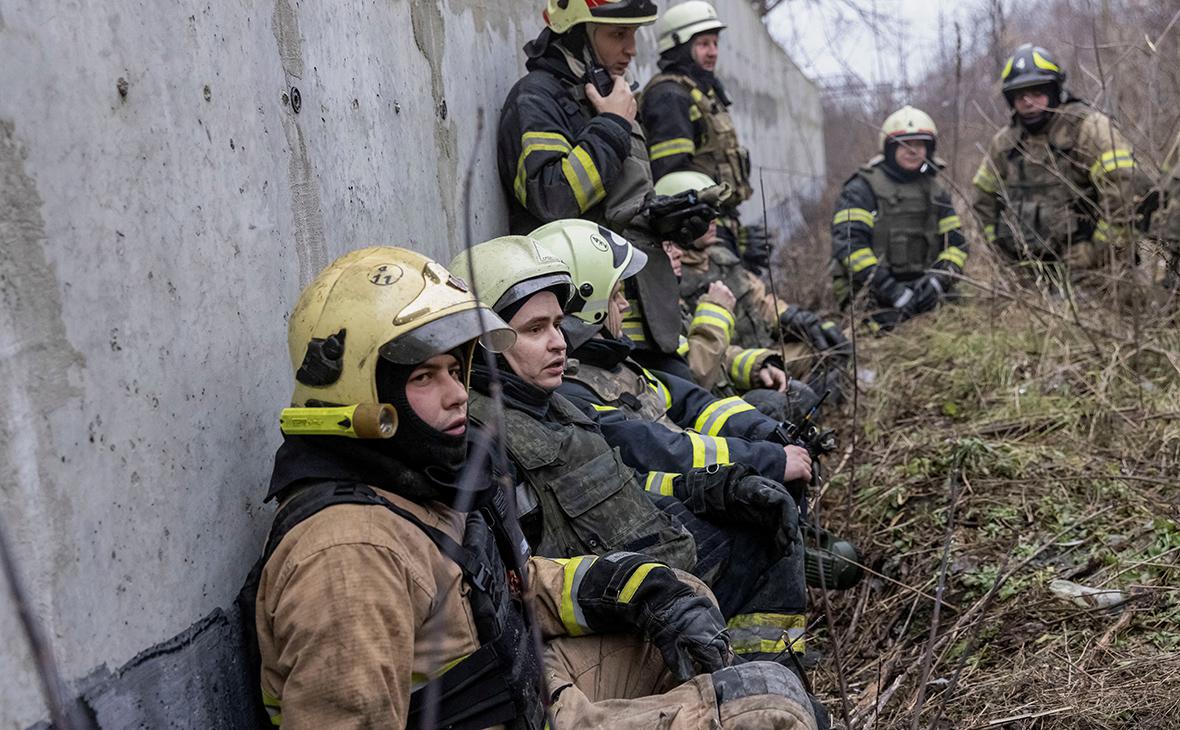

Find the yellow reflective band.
[
  {"left": 832, "top": 208, "right": 874, "bottom": 227},
  {"left": 645, "top": 471, "right": 677, "bottom": 495},
  {"left": 590, "top": 403, "right": 618, "bottom": 411},
  {"left": 937, "top": 245, "right": 968, "bottom": 269},
  {"left": 693, "top": 396, "right": 756, "bottom": 436},
  {"left": 1092, "top": 220, "right": 1131, "bottom": 244},
  {"left": 676, "top": 335, "right": 690, "bottom": 356},
  {"left": 689, "top": 105, "right": 702, "bottom": 122},
  {"left": 687, "top": 431, "right": 708, "bottom": 468},
  {"left": 1002, "top": 56, "right": 1014, "bottom": 80},
  {"left": 650, "top": 137, "right": 695, "bottom": 161},
  {"left": 618, "top": 562, "right": 663, "bottom": 604},
  {"left": 726, "top": 612, "right": 806, "bottom": 630},
  {"left": 844, "top": 247, "right": 879, "bottom": 275},
  {"left": 561, "top": 145, "right": 607, "bottom": 212},
  {"left": 1089, "top": 149, "right": 1136, "bottom": 180},
  {"left": 514, "top": 132, "right": 573, "bottom": 206},
  {"left": 557, "top": 556, "right": 595, "bottom": 636},
  {"left": 642, "top": 368, "right": 673, "bottom": 409},
  {"left": 621, "top": 318, "right": 647, "bottom": 343},
  {"left": 730, "top": 637, "right": 807, "bottom": 655},
  {"left": 1032, "top": 50, "right": 1060, "bottom": 72},
  {"left": 937, "top": 215, "right": 962, "bottom": 235},
  {"left": 729, "top": 348, "right": 768, "bottom": 388},
  {"left": 972, "top": 165, "right": 999, "bottom": 194},
  {"left": 689, "top": 88, "right": 706, "bottom": 103},
  {"left": 984, "top": 224, "right": 996, "bottom": 243},
  {"left": 690, "top": 304, "right": 735, "bottom": 340}
]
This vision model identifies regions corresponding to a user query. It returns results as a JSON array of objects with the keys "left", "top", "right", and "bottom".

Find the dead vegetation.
[{"left": 805, "top": 247, "right": 1180, "bottom": 728}]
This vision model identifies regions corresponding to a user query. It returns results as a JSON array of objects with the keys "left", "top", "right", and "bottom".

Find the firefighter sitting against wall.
[
  {"left": 971, "top": 43, "right": 1150, "bottom": 279},
  {"left": 251, "top": 246, "right": 819, "bottom": 729},
  {"left": 831, "top": 105, "right": 968, "bottom": 333},
  {"left": 449, "top": 236, "right": 833, "bottom": 717},
  {"left": 645, "top": 171, "right": 851, "bottom": 404},
  {"left": 639, "top": 0, "right": 769, "bottom": 274}
]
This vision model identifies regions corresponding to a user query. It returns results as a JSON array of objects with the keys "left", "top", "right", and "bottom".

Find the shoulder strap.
[{"left": 265, "top": 480, "right": 494, "bottom": 593}]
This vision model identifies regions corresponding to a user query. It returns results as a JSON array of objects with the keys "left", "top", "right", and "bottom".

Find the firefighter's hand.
[
  {"left": 757, "top": 364, "right": 788, "bottom": 392},
  {"left": 783, "top": 445, "right": 813, "bottom": 484},
  {"left": 586, "top": 76, "right": 636, "bottom": 123},
  {"left": 704, "top": 280, "right": 736, "bottom": 311}
]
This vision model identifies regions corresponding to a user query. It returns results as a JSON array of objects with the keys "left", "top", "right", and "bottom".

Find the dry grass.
[{"left": 805, "top": 250, "right": 1180, "bottom": 728}]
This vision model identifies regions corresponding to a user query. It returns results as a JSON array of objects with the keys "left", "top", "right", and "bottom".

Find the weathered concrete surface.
[{"left": 0, "top": 1, "right": 821, "bottom": 725}]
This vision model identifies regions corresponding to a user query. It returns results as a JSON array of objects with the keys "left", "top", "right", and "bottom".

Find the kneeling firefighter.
[{"left": 245, "top": 246, "right": 820, "bottom": 729}]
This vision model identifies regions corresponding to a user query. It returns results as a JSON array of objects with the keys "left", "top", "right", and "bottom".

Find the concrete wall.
[{"left": 0, "top": 0, "right": 822, "bottom": 726}]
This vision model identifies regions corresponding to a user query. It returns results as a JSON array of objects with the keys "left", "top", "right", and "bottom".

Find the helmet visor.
[
  {"left": 493, "top": 273, "right": 574, "bottom": 314},
  {"left": 379, "top": 306, "right": 516, "bottom": 365},
  {"left": 621, "top": 245, "right": 648, "bottom": 280}
]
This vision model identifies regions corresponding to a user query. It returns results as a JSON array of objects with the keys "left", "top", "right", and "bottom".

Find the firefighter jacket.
[
  {"left": 468, "top": 367, "right": 697, "bottom": 571},
  {"left": 830, "top": 157, "right": 967, "bottom": 300},
  {"left": 256, "top": 436, "right": 574, "bottom": 729},
  {"left": 498, "top": 38, "right": 654, "bottom": 239},
  {"left": 640, "top": 60, "right": 753, "bottom": 203},
  {"left": 677, "top": 294, "right": 778, "bottom": 394},
  {"left": 971, "top": 100, "right": 1149, "bottom": 264},
  {"left": 556, "top": 336, "right": 789, "bottom": 489}
]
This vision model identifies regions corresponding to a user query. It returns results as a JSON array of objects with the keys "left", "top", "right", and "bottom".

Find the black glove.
[
  {"left": 819, "top": 320, "right": 852, "bottom": 360},
  {"left": 574, "top": 551, "right": 730, "bottom": 681},
  {"left": 867, "top": 265, "right": 914, "bottom": 311},
  {"left": 647, "top": 194, "right": 718, "bottom": 246},
  {"left": 738, "top": 224, "right": 772, "bottom": 274},
  {"left": 778, "top": 305, "right": 828, "bottom": 350},
  {"left": 678, "top": 466, "right": 802, "bottom": 554}
]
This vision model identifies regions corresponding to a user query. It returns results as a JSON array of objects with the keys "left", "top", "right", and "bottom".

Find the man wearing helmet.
[
  {"left": 640, "top": 1, "right": 766, "bottom": 272},
  {"left": 831, "top": 105, "right": 968, "bottom": 331},
  {"left": 653, "top": 171, "right": 851, "bottom": 404},
  {"left": 498, "top": 0, "right": 717, "bottom": 382},
  {"left": 252, "top": 246, "right": 819, "bottom": 729},
  {"left": 971, "top": 43, "right": 1149, "bottom": 274},
  {"left": 449, "top": 234, "right": 835, "bottom": 684}
]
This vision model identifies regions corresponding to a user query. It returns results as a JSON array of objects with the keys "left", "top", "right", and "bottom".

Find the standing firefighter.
[
  {"left": 498, "top": 0, "right": 717, "bottom": 371},
  {"left": 640, "top": 0, "right": 767, "bottom": 272},
  {"left": 971, "top": 43, "right": 1149, "bottom": 274},
  {"left": 251, "top": 246, "right": 820, "bottom": 729},
  {"left": 831, "top": 105, "right": 968, "bottom": 331}
]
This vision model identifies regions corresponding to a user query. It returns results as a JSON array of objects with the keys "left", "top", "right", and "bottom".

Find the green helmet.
[
  {"left": 654, "top": 170, "right": 721, "bottom": 197},
  {"left": 529, "top": 220, "right": 647, "bottom": 346},
  {"left": 447, "top": 236, "right": 573, "bottom": 319}
]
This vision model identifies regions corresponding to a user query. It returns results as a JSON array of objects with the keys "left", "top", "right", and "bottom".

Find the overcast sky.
[{"left": 765, "top": 0, "right": 970, "bottom": 88}]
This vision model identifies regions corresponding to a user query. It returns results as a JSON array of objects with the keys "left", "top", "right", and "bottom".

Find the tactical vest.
[
  {"left": 856, "top": 163, "right": 940, "bottom": 278},
  {"left": 679, "top": 246, "right": 774, "bottom": 349},
  {"left": 564, "top": 359, "right": 679, "bottom": 429},
  {"left": 643, "top": 73, "right": 753, "bottom": 203},
  {"left": 239, "top": 482, "right": 544, "bottom": 730},
  {"left": 469, "top": 391, "right": 697, "bottom": 572},
  {"left": 991, "top": 101, "right": 1096, "bottom": 258}
]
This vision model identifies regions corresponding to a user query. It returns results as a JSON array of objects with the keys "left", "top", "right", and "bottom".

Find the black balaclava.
[
  {"left": 882, "top": 139, "right": 934, "bottom": 182},
  {"left": 375, "top": 350, "right": 468, "bottom": 476}
]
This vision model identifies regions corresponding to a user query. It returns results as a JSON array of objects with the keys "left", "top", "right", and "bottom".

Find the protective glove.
[
  {"left": 819, "top": 320, "right": 852, "bottom": 360},
  {"left": 909, "top": 275, "right": 943, "bottom": 314},
  {"left": 572, "top": 551, "right": 730, "bottom": 681},
  {"left": 867, "top": 265, "right": 914, "bottom": 311},
  {"left": 738, "top": 224, "right": 772, "bottom": 274},
  {"left": 778, "top": 305, "right": 828, "bottom": 350},
  {"left": 677, "top": 465, "right": 803, "bottom": 555}
]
